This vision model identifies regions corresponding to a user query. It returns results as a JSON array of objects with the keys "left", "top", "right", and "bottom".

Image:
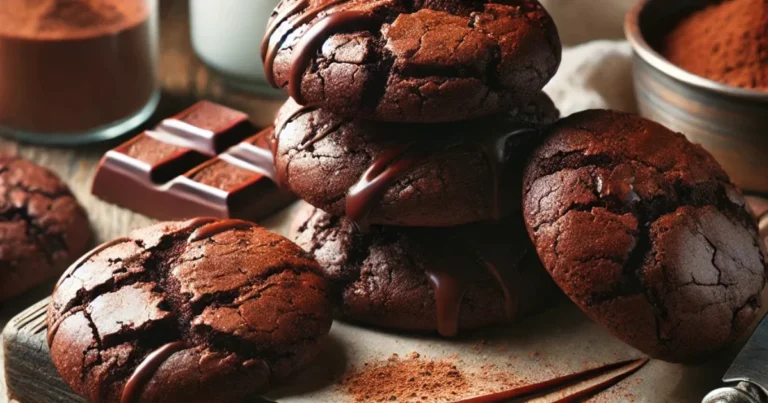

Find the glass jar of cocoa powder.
[{"left": 0, "top": 0, "right": 160, "bottom": 145}]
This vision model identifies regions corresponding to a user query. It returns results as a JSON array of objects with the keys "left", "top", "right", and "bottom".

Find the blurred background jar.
[
  {"left": 0, "top": 0, "right": 160, "bottom": 145},
  {"left": 190, "top": 0, "right": 283, "bottom": 97},
  {"left": 540, "top": 0, "right": 635, "bottom": 45}
]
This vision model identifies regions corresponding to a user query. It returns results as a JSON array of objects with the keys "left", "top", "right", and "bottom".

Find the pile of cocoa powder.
[
  {"left": 0, "top": 0, "right": 155, "bottom": 134},
  {"left": 338, "top": 353, "right": 468, "bottom": 402},
  {"left": 0, "top": 0, "right": 146, "bottom": 39},
  {"left": 662, "top": 0, "right": 768, "bottom": 90},
  {"left": 337, "top": 353, "right": 524, "bottom": 402}
]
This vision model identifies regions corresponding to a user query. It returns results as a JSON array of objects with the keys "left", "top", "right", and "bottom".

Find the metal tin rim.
[{"left": 624, "top": 0, "right": 768, "bottom": 102}]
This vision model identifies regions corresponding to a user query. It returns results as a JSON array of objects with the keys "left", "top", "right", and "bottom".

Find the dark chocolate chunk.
[
  {"left": 92, "top": 102, "right": 294, "bottom": 221},
  {"left": 154, "top": 100, "right": 256, "bottom": 155}
]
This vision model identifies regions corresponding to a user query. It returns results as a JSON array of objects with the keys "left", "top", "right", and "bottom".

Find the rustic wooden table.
[{"left": 0, "top": 2, "right": 290, "bottom": 400}]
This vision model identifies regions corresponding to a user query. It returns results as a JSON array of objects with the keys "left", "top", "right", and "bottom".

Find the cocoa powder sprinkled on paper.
[
  {"left": 338, "top": 353, "right": 524, "bottom": 402},
  {"left": 662, "top": 0, "right": 768, "bottom": 90},
  {"left": 585, "top": 377, "right": 641, "bottom": 403},
  {"left": 338, "top": 353, "right": 469, "bottom": 402}
]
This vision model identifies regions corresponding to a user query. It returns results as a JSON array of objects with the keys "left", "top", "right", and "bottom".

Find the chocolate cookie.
[
  {"left": 522, "top": 110, "right": 766, "bottom": 362},
  {"left": 0, "top": 155, "right": 90, "bottom": 301},
  {"left": 262, "top": 0, "right": 561, "bottom": 122},
  {"left": 48, "top": 218, "right": 333, "bottom": 403},
  {"left": 274, "top": 93, "right": 558, "bottom": 228},
  {"left": 294, "top": 206, "right": 557, "bottom": 337}
]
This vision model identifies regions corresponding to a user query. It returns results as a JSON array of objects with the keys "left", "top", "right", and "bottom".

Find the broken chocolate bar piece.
[
  {"left": 153, "top": 100, "right": 256, "bottom": 155},
  {"left": 92, "top": 101, "right": 294, "bottom": 221}
]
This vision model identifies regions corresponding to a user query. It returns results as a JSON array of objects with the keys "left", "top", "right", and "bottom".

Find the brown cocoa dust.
[
  {"left": 337, "top": 353, "right": 524, "bottom": 403},
  {"left": 662, "top": 0, "right": 768, "bottom": 90},
  {"left": 0, "top": 0, "right": 156, "bottom": 134},
  {"left": 338, "top": 353, "right": 469, "bottom": 402}
]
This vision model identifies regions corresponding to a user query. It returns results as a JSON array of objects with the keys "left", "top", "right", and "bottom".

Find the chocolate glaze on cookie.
[
  {"left": 48, "top": 218, "right": 332, "bottom": 403},
  {"left": 262, "top": 0, "right": 561, "bottom": 122},
  {"left": 0, "top": 155, "right": 91, "bottom": 301},
  {"left": 522, "top": 110, "right": 767, "bottom": 362},
  {"left": 294, "top": 206, "right": 557, "bottom": 336},
  {"left": 274, "top": 93, "right": 558, "bottom": 228}
]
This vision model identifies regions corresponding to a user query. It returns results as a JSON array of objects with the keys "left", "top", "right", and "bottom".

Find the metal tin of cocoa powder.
[
  {"left": 626, "top": 0, "right": 768, "bottom": 194},
  {"left": 0, "top": 0, "right": 160, "bottom": 145}
]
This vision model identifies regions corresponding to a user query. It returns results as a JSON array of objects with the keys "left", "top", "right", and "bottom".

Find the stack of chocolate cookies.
[
  {"left": 262, "top": 0, "right": 563, "bottom": 337},
  {"left": 262, "top": 0, "right": 767, "bottom": 363}
]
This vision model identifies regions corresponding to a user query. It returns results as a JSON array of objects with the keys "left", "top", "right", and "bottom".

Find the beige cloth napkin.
[
  {"left": 540, "top": 0, "right": 637, "bottom": 46},
  {"left": 545, "top": 40, "right": 636, "bottom": 117},
  {"left": 539, "top": 0, "right": 638, "bottom": 116}
]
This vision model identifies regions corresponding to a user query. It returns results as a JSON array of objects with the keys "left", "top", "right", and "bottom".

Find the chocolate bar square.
[{"left": 92, "top": 102, "right": 294, "bottom": 221}]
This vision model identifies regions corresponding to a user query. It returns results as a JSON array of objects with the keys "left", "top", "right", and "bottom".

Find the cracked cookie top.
[
  {"left": 47, "top": 218, "right": 333, "bottom": 403},
  {"left": 293, "top": 205, "right": 557, "bottom": 337},
  {"left": 273, "top": 93, "right": 558, "bottom": 228},
  {"left": 262, "top": 0, "right": 561, "bottom": 122},
  {"left": 0, "top": 155, "right": 91, "bottom": 301},
  {"left": 522, "top": 110, "right": 767, "bottom": 362}
]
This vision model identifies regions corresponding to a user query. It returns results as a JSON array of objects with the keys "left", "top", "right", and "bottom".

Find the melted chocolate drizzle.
[
  {"left": 479, "top": 253, "right": 520, "bottom": 322},
  {"left": 475, "top": 128, "right": 535, "bottom": 220},
  {"left": 344, "top": 126, "right": 537, "bottom": 231},
  {"left": 297, "top": 119, "right": 347, "bottom": 151},
  {"left": 416, "top": 230, "right": 524, "bottom": 337},
  {"left": 120, "top": 341, "right": 190, "bottom": 403},
  {"left": 46, "top": 314, "right": 68, "bottom": 347},
  {"left": 346, "top": 146, "right": 421, "bottom": 231},
  {"left": 262, "top": 0, "right": 351, "bottom": 89},
  {"left": 288, "top": 9, "right": 379, "bottom": 103},
  {"left": 424, "top": 260, "right": 473, "bottom": 337},
  {"left": 261, "top": 0, "right": 309, "bottom": 62},
  {"left": 188, "top": 219, "right": 255, "bottom": 242}
]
